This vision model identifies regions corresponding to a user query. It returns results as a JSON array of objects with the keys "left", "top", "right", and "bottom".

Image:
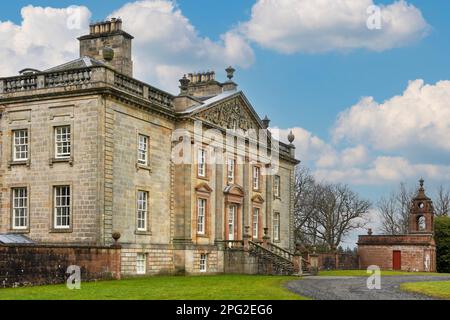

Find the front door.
[
  {"left": 228, "top": 205, "right": 236, "bottom": 240},
  {"left": 393, "top": 250, "right": 401, "bottom": 270}
]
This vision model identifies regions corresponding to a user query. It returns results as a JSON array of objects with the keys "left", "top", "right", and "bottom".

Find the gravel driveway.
[{"left": 286, "top": 275, "right": 450, "bottom": 300}]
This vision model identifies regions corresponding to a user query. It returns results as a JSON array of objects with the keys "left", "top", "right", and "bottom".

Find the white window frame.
[
  {"left": 274, "top": 175, "right": 281, "bottom": 197},
  {"left": 12, "top": 187, "right": 28, "bottom": 230},
  {"left": 13, "top": 129, "right": 29, "bottom": 162},
  {"left": 273, "top": 212, "right": 281, "bottom": 242},
  {"left": 138, "top": 134, "right": 149, "bottom": 166},
  {"left": 227, "top": 158, "right": 235, "bottom": 184},
  {"left": 253, "top": 207, "right": 260, "bottom": 239},
  {"left": 197, "top": 198, "right": 206, "bottom": 235},
  {"left": 136, "top": 253, "right": 147, "bottom": 275},
  {"left": 137, "top": 190, "right": 148, "bottom": 232},
  {"left": 253, "top": 166, "right": 260, "bottom": 190},
  {"left": 54, "top": 126, "right": 71, "bottom": 159},
  {"left": 198, "top": 148, "right": 207, "bottom": 177},
  {"left": 54, "top": 185, "right": 71, "bottom": 229},
  {"left": 199, "top": 253, "right": 207, "bottom": 272}
]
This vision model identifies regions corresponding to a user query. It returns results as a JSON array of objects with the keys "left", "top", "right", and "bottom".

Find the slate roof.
[
  {"left": 44, "top": 56, "right": 105, "bottom": 72},
  {"left": 0, "top": 234, "right": 35, "bottom": 244}
]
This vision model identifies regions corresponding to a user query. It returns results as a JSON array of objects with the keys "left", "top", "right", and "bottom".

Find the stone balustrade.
[{"left": 0, "top": 67, "right": 173, "bottom": 109}]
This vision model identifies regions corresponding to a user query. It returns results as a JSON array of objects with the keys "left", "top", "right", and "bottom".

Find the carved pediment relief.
[{"left": 196, "top": 96, "right": 261, "bottom": 132}]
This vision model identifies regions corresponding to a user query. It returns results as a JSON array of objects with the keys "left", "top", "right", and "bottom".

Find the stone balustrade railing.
[{"left": 0, "top": 67, "right": 173, "bottom": 109}]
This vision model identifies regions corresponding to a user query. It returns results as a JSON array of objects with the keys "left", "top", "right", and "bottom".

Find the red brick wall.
[
  {"left": 0, "top": 244, "right": 121, "bottom": 287},
  {"left": 358, "top": 244, "right": 436, "bottom": 272}
]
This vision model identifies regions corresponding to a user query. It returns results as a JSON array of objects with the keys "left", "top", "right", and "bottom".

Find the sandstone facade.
[{"left": 0, "top": 19, "right": 299, "bottom": 276}]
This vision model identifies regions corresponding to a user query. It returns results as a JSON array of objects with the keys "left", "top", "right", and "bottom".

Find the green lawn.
[
  {"left": 0, "top": 275, "right": 306, "bottom": 300},
  {"left": 401, "top": 281, "right": 450, "bottom": 299},
  {"left": 318, "top": 270, "right": 449, "bottom": 277}
]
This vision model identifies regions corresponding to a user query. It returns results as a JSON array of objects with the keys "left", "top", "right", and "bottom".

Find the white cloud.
[
  {"left": 314, "top": 156, "right": 450, "bottom": 185},
  {"left": 241, "top": 0, "right": 429, "bottom": 53},
  {"left": 109, "top": 0, "right": 254, "bottom": 92},
  {"left": 333, "top": 79, "right": 450, "bottom": 152},
  {"left": 0, "top": 1, "right": 254, "bottom": 93},
  {"left": 0, "top": 5, "right": 91, "bottom": 76}
]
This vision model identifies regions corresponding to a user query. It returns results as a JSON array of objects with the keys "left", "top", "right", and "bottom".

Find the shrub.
[{"left": 435, "top": 216, "right": 450, "bottom": 273}]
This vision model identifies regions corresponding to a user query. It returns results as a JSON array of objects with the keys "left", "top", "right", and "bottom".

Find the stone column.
[
  {"left": 243, "top": 226, "right": 251, "bottom": 252},
  {"left": 309, "top": 254, "right": 319, "bottom": 275},
  {"left": 262, "top": 228, "right": 270, "bottom": 248}
]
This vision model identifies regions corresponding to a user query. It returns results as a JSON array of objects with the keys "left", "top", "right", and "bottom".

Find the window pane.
[
  {"left": 137, "top": 191, "right": 148, "bottom": 231},
  {"left": 138, "top": 135, "right": 148, "bottom": 165},
  {"left": 253, "top": 167, "right": 260, "bottom": 189},
  {"left": 274, "top": 213, "right": 280, "bottom": 241},
  {"left": 198, "top": 149, "right": 206, "bottom": 177},
  {"left": 13, "top": 130, "right": 29, "bottom": 161},
  {"left": 197, "top": 199, "right": 206, "bottom": 234},
  {"left": 253, "top": 208, "right": 259, "bottom": 239},
  {"left": 200, "top": 253, "right": 207, "bottom": 272},
  {"left": 54, "top": 186, "right": 70, "bottom": 228},
  {"left": 55, "top": 126, "right": 71, "bottom": 158},
  {"left": 12, "top": 188, "right": 28, "bottom": 229},
  {"left": 227, "top": 158, "right": 235, "bottom": 183},
  {"left": 136, "top": 254, "right": 146, "bottom": 274}
]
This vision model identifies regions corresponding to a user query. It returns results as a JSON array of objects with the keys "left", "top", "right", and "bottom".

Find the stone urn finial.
[
  {"left": 367, "top": 228, "right": 373, "bottom": 236},
  {"left": 112, "top": 232, "right": 121, "bottom": 247},
  {"left": 226, "top": 66, "right": 235, "bottom": 81},
  {"left": 288, "top": 130, "right": 295, "bottom": 145},
  {"left": 179, "top": 75, "right": 190, "bottom": 94}
]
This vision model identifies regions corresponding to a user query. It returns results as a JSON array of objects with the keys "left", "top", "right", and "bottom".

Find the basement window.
[
  {"left": 199, "top": 254, "right": 207, "bottom": 273},
  {"left": 136, "top": 253, "right": 147, "bottom": 275}
]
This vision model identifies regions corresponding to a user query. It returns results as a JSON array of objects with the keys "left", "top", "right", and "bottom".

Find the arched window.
[{"left": 418, "top": 216, "right": 426, "bottom": 231}]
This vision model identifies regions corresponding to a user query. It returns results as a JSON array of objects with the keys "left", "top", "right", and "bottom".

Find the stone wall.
[
  {"left": 108, "top": 99, "right": 174, "bottom": 246},
  {"left": 0, "top": 244, "right": 120, "bottom": 287},
  {"left": 358, "top": 234, "right": 436, "bottom": 272},
  {"left": 223, "top": 250, "right": 258, "bottom": 274},
  {"left": 0, "top": 96, "right": 102, "bottom": 244},
  {"left": 316, "top": 252, "right": 359, "bottom": 270}
]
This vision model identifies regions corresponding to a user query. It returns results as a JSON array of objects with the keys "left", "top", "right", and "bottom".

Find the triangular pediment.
[
  {"left": 251, "top": 194, "right": 265, "bottom": 203},
  {"left": 192, "top": 91, "right": 264, "bottom": 132},
  {"left": 195, "top": 182, "right": 213, "bottom": 193}
]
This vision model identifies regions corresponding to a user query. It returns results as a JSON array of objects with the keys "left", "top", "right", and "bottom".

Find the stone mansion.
[{"left": 0, "top": 19, "right": 299, "bottom": 276}]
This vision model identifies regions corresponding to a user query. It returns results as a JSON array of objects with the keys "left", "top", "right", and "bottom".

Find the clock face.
[{"left": 418, "top": 202, "right": 425, "bottom": 209}]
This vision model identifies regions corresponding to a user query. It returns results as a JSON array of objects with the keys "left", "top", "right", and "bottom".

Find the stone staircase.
[{"left": 248, "top": 241, "right": 311, "bottom": 276}]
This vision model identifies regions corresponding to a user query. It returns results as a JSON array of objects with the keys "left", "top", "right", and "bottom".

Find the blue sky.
[{"left": 1, "top": 1, "right": 449, "bottom": 243}]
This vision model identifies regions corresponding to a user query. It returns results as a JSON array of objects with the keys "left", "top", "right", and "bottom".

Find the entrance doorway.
[{"left": 393, "top": 250, "right": 401, "bottom": 270}]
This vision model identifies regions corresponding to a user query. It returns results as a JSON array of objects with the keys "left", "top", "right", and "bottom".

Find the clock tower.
[{"left": 409, "top": 179, "right": 435, "bottom": 234}]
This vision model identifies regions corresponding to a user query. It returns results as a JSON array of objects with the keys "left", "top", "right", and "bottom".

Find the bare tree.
[
  {"left": 293, "top": 167, "right": 319, "bottom": 245},
  {"left": 378, "top": 194, "right": 402, "bottom": 235},
  {"left": 395, "top": 183, "right": 414, "bottom": 233},
  {"left": 434, "top": 185, "right": 450, "bottom": 216},
  {"left": 378, "top": 183, "right": 415, "bottom": 235},
  {"left": 293, "top": 167, "right": 371, "bottom": 250},
  {"left": 312, "top": 184, "right": 371, "bottom": 250}
]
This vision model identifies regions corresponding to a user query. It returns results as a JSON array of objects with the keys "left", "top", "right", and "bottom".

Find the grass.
[
  {"left": 318, "top": 270, "right": 449, "bottom": 277},
  {"left": 401, "top": 281, "right": 450, "bottom": 299},
  {"left": 0, "top": 275, "right": 307, "bottom": 300}
]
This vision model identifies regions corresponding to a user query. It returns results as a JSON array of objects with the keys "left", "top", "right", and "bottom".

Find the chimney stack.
[{"left": 78, "top": 18, "right": 134, "bottom": 77}]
